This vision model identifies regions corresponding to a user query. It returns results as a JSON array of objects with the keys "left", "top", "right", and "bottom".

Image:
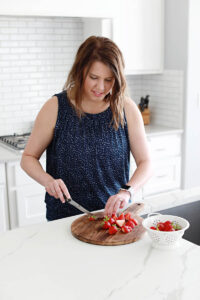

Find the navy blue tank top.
[{"left": 45, "top": 91, "right": 130, "bottom": 220}]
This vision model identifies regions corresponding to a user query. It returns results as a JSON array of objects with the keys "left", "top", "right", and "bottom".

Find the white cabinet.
[
  {"left": 113, "top": 0, "right": 164, "bottom": 74},
  {"left": 82, "top": 18, "right": 112, "bottom": 41},
  {"left": 0, "top": 0, "right": 120, "bottom": 18},
  {"left": 0, "top": 163, "right": 9, "bottom": 233},
  {"left": 6, "top": 158, "right": 46, "bottom": 229},
  {"left": 143, "top": 133, "right": 182, "bottom": 197}
]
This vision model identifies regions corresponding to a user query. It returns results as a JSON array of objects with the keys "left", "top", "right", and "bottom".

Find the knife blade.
[{"left": 63, "top": 194, "right": 94, "bottom": 216}]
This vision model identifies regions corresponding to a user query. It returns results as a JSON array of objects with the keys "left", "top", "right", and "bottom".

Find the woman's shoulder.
[
  {"left": 124, "top": 96, "right": 140, "bottom": 116},
  {"left": 42, "top": 95, "right": 58, "bottom": 113},
  {"left": 37, "top": 96, "right": 58, "bottom": 129}
]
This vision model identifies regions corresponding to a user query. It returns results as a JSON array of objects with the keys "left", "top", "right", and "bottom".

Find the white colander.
[{"left": 142, "top": 213, "right": 190, "bottom": 249}]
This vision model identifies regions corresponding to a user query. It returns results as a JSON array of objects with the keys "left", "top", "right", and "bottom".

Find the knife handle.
[{"left": 62, "top": 193, "right": 70, "bottom": 202}]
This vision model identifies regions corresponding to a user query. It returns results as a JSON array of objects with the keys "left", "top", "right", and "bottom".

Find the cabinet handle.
[
  {"left": 156, "top": 174, "right": 167, "bottom": 178},
  {"left": 155, "top": 148, "right": 165, "bottom": 152}
]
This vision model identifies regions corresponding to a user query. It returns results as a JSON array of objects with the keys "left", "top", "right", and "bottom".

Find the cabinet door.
[
  {"left": 143, "top": 157, "right": 181, "bottom": 197},
  {"left": 0, "top": 163, "right": 9, "bottom": 232},
  {"left": 0, "top": 184, "right": 9, "bottom": 232},
  {"left": 16, "top": 184, "right": 46, "bottom": 227},
  {"left": 147, "top": 134, "right": 181, "bottom": 159},
  {"left": 114, "top": 0, "right": 164, "bottom": 74},
  {"left": 6, "top": 158, "right": 46, "bottom": 229}
]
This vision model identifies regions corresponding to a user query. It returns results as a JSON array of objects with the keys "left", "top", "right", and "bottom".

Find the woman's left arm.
[
  {"left": 104, "top": 97, "right": 153, "bottom": 216},
  {"left": 124, "top": 97, "right": 153, "bottom": 190}
]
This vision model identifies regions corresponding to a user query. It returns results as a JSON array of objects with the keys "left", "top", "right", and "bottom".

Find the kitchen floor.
[{"left": 142, "top": 200, "right": 200, "bottom": 246}]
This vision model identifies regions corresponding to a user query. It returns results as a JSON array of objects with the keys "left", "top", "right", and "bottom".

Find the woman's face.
[{"left": 82, "top": 61, "right": 115, "bottom": 103}]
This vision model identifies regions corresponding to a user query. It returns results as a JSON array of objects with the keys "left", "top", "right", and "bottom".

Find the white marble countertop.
[
  {"left": 0, "top": 215, "right": 199, "bottom": 300},
  {"left": 0, "top": 143, "right": 21, "bottom": 162},
  {"left": 144, "top": 124, "right": 183, "bottom": 136}
]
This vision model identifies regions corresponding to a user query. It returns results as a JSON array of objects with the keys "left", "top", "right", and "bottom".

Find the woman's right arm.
[{"left": 20, "top": 96, "right": 70, "bottom": 203}]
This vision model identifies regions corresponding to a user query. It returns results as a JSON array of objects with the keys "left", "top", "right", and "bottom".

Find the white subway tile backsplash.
[
  {"left": 127, "top": 70, "right": 183, "bottom": 129},
  {"left": 0, "top": 15, "right": 84, "bottom": 134}
]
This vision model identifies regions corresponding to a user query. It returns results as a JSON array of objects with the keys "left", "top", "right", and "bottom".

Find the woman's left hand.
[{"left": 104, "top": 190, "right": 130, "bottom": 217}]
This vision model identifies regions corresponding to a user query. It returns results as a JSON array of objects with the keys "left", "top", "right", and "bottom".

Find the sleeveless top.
[{"left": 45, "top": 91, "right": 130, "bottom": 220}]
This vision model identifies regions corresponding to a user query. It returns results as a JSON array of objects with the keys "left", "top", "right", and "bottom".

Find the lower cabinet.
[
  {"left": 143, "top": 132, "right": 182, "bottom": 198},
  {"left": 16, "top": 185, "right": 46, "bottom": 227},
  {"left": 143, "top": 157, "right": 181, "bottom": 197},
  {"left": 6, "top": 158, "right": 46, "bottom": 229},
  {"left": 129, "top": 131, "right": 182, "bottom": 200},
  {"left": 0, "top": 163, "right": 9, "bottom": 233}
]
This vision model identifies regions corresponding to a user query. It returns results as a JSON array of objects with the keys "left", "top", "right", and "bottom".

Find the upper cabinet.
[
  {"left": 113, "top": 0, "right": 164, "bottom": 74},
  {"left": 0, "top": 0, "right": 120, "bottom": 18},
  {"left": 1, "top": 0, "right": 164, "bottom": 75}
]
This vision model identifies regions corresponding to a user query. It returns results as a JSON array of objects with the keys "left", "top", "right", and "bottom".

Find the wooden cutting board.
[{"left": 71, "top": 203, "right": 146, "bottom": 246}]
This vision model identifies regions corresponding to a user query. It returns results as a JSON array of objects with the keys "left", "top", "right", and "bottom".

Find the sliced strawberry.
[
  {"left": 130, "top": 218, "right": 138, "bottom": 226},
  {"left": 88, "top": 215, "right": 97, "bottom": 221},
  {"left": 111, "top": 213, "right": 117, "bottom": 221},
  {"left": 117, "top": 213, "right": 125, "bottom": 220},
  {"left": 109, "top": 225, "right": 118, "bottom": 235},
  {"left": 116, "top": 219, "right": 125, "bottom": 227},
  {"left": 150, "top": 226, "right": 157, "bottom": 230},
  {"left": 121, "top": 225, "right": 132, "bottom": 233},
  {"left": 126, "top": 220, "right": 135, "bottom": 229},
  {"left": 109, "top": 217, "right": 116, "bottom": 225},
  {"left": 157, "top": 222, "right": 165, "bottom": 231},
  {"left": 124, "top": 212, "right": 131, "bottom": 221},
  {"left": 101, "top": 221, "right": 111, "bottom": 229}
]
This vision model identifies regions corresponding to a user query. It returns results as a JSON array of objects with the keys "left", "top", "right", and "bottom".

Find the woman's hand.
[
  {"left": 104, "top": 190, "right": 130, "bottom": 217},
  {"left": 45, "top": 178, "right": 70, "bottom": 203}
]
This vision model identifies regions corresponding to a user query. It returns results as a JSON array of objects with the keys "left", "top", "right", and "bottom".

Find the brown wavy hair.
[{"left": 63, "top": 36, "right": 127, "bottom": 129}]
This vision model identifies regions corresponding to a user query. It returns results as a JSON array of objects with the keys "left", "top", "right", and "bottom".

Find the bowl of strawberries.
[{"left": 142, "top": 213, "right": 190, "bottom": 249}]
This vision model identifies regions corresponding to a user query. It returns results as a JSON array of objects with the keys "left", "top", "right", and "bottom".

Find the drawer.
[
  {"left": 143, "top": 157, "right": 181, "bottom": 197},
  {"left": 147, "top": 134, "right": 181, "bottom": 159}
]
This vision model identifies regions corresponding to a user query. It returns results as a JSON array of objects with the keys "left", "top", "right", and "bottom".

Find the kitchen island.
[{"left": 0, "top": 215, "right": 199, "bottom": 300}]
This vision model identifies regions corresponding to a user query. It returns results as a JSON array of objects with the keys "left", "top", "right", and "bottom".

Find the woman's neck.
[
  {"left": 81, "top": 99, "right": 110, "bottom": 114},
  {"left": 67, "top": 90, "right": 110, "bottom": 114}
]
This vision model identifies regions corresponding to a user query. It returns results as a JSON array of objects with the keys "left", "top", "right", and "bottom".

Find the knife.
[{"left": 63, "top": 194, "right": 95, "bottom": 217}]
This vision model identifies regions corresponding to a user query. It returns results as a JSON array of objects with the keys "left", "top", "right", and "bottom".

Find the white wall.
[
  {"left": 184, "top": 0, "right": 200, "bottom": 188},
  {"left": 164, "top": 0, "right": 188, "bottom": 70},
  {"left": 165, "top": 0, "right": 200, "bottom": 189}
]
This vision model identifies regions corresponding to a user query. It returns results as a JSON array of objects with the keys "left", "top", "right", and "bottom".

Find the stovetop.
[{"left": 0, "top": 133, "right": 30, "bottom": 152}]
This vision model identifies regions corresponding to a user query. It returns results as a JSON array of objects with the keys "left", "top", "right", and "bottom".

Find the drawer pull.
[
  {"left": 155, "top": 148, "right": 165, "bottom": 152},
  {"left": 156, "top": 174, "right": 167, "bottom": 178}
]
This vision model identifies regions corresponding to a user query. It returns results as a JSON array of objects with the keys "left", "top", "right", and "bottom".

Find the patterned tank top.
[{"left": 45, "top": 91, "right": 130, "bottom": 220}]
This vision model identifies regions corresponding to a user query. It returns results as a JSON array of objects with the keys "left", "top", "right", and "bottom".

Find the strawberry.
[
  {"left": 125, "top": 212, "right": 131, "bottom": 221},
  {"left": 130, "top": 218, "right": 138, "bottom": 226},
  {"left": 116, "top": 219, "right": 125, "bottom": 227},
  {"left": 117, "top": 213, "right": 125, "bottom": 220},
  {"left": 108, "top": 225, "right": 118, "bottom": 235},
  {"left": 150, "top": 226, "right": 157, "bottom": 230},
  {"left": 126, "top": 220, "right": 135, "bottom": 229},
  {"left": 157, "top": 222, "right": 165, "bottom": 231},
  {"left": 121, "top": 225, "right": 132, "bottom": 233},
  {"left": 102, "top": 221, "right": 111, "bottom": 229},
  {"left": 109, "top": 217, "right": 116, "bottom": 225},
  {"left": 111, "top": 213, "right": 117, "bottom": 221},
  {"left": 88, "top": 215, "right": 97, "bottom": 221}
]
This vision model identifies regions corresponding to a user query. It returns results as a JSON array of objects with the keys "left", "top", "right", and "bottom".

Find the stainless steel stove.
[{"left": 0, "top": 133, "right": 30, "bottom": 152}]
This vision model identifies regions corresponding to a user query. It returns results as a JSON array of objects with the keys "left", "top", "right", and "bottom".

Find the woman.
[{"left": 20, "top": 36, "right": 152, "bottom": 221}]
